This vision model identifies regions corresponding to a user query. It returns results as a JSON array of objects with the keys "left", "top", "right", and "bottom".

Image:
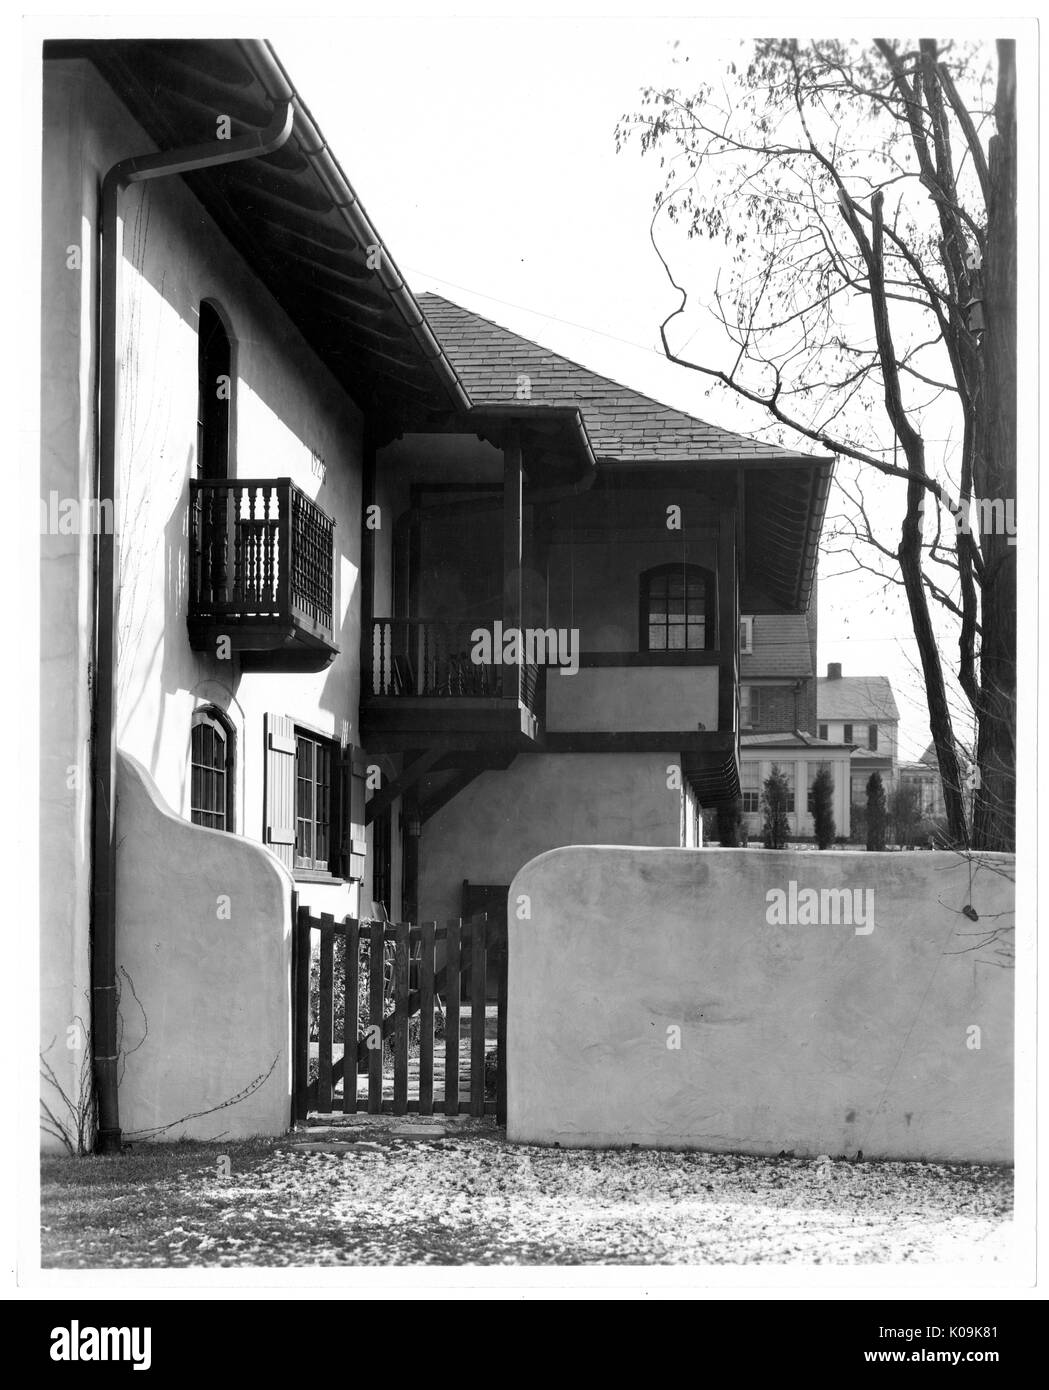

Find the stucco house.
[{"left": 39, "top": 38, "right": 832, "bottom": 1149}]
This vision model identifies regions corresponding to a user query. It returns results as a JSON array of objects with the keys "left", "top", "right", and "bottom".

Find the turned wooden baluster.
[{"left": 264, "top": 485, "right": 277, "bottom": 611}]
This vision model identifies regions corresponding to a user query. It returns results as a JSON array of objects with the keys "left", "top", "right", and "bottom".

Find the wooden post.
[
  {"left": 503, "top": 428, "right": 524, "bottom": 703},
  {"left": 717, "top": 504, "right": 738, "bottom": 735}
]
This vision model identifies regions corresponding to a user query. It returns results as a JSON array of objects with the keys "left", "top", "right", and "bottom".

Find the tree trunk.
[{"left": 972, "top": 39, "right": 1017, "bottom": 851}]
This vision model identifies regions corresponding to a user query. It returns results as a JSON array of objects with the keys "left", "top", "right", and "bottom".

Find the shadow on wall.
[
  {"left": 507, "top": 845, "right": 1014, "bottom": 1163},
  {"left": 114, "top": 750, "right": 294, "bottom": 1141}
]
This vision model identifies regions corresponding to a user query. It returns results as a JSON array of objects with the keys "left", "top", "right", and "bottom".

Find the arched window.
[
  {"left": 640, "top": 563, "right": 716, "bottom": 652},
  {"left": 197, "top": 301, "right": 232, "bottom": 480},
  {"left": 190, "top": 706, "right": 235, "bottom": 831}
]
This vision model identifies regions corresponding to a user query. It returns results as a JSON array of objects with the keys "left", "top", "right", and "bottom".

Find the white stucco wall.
[
  {"left": 115, "top": 752, "right": 293, "bottom": 1140},
  {"left": 40, "top": 58, "right": 370, "bottom": 1146},
  {"left": 546, "top": 666, "right": 719, "bottom": 733},
  {"left": 418, "top": 753, "right": 683, "bottom": 923},
  {"left": 508, "top": 845, "right": 1014, "bottom": 1161}
]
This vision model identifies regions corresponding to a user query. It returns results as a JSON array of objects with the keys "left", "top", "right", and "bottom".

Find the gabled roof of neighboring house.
[
  {"left": 741, "top": 730, "right": 855, "bottom": 751},
  {"left": 740, "top": 613, "right": 814, "bottom": 679},
  {"left": 419, "top": 294, "right": 834, "bottom": 615},
  {"left": 817, "top": 675, "right": 900, "bottom": 722}
]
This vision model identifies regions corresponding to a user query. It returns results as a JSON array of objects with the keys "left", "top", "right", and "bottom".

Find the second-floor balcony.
[
  {"left": 188, "top": 477, "right": 338, "bottom": 670},
  {"left": 362, "top": 618, "right": 542, "bottom": 750}
]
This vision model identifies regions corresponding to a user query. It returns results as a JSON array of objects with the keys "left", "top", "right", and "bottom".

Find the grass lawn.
[{"left": 40, "top": 1123, "right": 1014, "bottom": 1268}]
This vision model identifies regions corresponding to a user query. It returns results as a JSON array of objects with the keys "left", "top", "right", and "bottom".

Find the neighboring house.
[
  {"left": 737, "top": 588, "right": 852, "bottom": 839},
  {"left": 898, "top": 739, "right": 975, "bottom": 821},
  {"left": 39, "top": 40, "right": 832, "bottom": 1147},
  {"left": 898, "top": 744, "right": 946, "bottom": 819},
  {"left": 740, "top": 730, "right": 854, "bottom": 841},
  {"left": 816, "top": 663, "right": 900, "bottom": 804},
  {"left": 739, "top": 591, "right": 819, "bottom": 735}
]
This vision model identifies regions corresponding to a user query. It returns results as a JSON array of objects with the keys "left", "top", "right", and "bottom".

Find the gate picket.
[
  {"left": 293, "top": 903, "right": 311, "bottom": 1123},
  {"left": 343, "top": 916, "right": 360, "bottom": 1113},
  {"left": 368, "top": 920, "right": 384, "bottom": 1113},
  {"left": 495, "top": 919, "right": 508, "bottom": 1125},
  {"left": 318, "top": 912, "right": 335, "bottom": 1112},
  {"left": 393, "top": 922, "right": 410, "bottom": 1114},
  {"left": 419, "top": 921, "right": 435, "bottom": 1115},
  {"left": 445, "top": 920, "right": 461, "bottom": 1116},
  {"left": 469, "top": 916, "right": 487, "bottom": 1118}
]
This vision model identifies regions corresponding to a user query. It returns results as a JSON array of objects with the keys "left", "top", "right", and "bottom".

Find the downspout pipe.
[{"left": 91, "top": 101, "right": 294, "bottom": 1154}]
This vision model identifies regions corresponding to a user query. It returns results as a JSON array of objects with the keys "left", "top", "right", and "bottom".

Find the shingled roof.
[
  {"left": 817, "top": 675, "right": 901, "bottom": 723},
  {"left": 740, "top": 613, "right": 814, "bottom": 679},
  {"left": 418, "top": 294, "right": 819, "bottom": 466}
]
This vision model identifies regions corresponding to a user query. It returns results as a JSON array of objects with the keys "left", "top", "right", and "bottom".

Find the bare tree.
[{"left": 617, "top": 37, "right": 1015, "bottom": 849}]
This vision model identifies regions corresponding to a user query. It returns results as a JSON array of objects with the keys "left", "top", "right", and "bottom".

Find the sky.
[{"left": 269, "top": 17, "right": 990, "bottom": 761}]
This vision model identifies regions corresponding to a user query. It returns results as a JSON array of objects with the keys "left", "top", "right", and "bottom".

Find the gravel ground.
[{"left": 41, "top": 1119, "right": 1013, "bottom": 1268}]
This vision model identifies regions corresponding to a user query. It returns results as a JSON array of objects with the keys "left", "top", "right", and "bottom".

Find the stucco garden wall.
[
  {"left": 508, "top": 845, "right": 1014, "bottom": 1162},
  {"left": 114, "top": 752, "right": 293, "bottom": 1141}
]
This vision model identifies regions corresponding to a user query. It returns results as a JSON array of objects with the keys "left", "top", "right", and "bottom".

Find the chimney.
[{"left": 827, "top": 662, "right": 842, "bottom": 680}]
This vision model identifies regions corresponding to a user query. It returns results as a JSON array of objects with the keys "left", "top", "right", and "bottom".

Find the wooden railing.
[
  {"left": 189, "top": 477, "right": 335, "bottom": 641},
  {"left": 368, "top": 618, "right": 540, "bottom": 714}
]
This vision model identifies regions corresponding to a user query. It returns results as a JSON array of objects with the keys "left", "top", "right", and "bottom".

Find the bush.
[
  {"left": 890, "top": 783, "right": 923, "bottom": 846},
  {"left": 715, "top": 797, "right": 744, "bottom": 847},
  {"left": 762, "top": 764, "right": 791, "bottom": 849},
  {"left": 866, "top": 772, "right": 887, "bottom": 850},
  {"left": 810, "top": 764, "right": 836, "bottom": 849}
]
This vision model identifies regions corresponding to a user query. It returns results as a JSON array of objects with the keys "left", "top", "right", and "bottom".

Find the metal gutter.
[{"left": 91, "top": 100, "right": 295, "bottom": 1154}]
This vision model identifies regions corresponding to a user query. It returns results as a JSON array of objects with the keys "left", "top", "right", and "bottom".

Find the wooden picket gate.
[{"left": 292, "top": 908, "right": 507, "bottom": 1123}]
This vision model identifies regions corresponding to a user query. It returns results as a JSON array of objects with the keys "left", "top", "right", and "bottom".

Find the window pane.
[
  {"left": 667, "top": 625, "right": 685, "bottom": 649},
  {"left": 649, "top": 623, "right": 667, "bottom": 650}
]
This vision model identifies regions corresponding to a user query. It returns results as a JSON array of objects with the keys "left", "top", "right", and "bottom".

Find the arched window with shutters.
[
  {"left": 640, "top": 563, "right": 716, "bottom": 652},
  {"left": 190, "top": 706, "right": 235, "bottom": 832},
  {"left": 197, "top": 301, "right": 232, "bottom": 480}
]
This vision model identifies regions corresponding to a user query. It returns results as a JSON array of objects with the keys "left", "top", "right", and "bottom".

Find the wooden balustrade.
[{"left": 188, "top": 477, "right": 336, "bottom": 662}]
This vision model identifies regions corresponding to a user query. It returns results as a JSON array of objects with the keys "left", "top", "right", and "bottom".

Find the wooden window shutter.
[
  {"left": 337, "top": 747, "right": 369, "bottom": 881},
  {"left": 264, "top": 713, "right": 297, "bottom": 870}
]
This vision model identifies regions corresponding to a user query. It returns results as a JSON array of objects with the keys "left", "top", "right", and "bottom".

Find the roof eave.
[{"left": 243, "top": 41, "right": 471, "bottom": 416}]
